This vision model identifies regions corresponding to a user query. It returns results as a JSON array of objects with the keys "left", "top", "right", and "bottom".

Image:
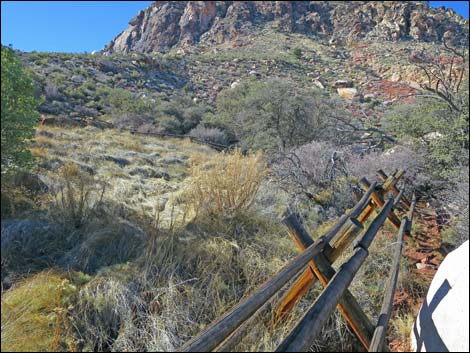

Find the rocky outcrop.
[{"left": 103, "top": 1, "right": 469, "bottom": 54}]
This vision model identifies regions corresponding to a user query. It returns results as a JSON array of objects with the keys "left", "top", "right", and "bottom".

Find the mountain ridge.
[{"left": 103, "top": 1, "right": 469, "bottom": 55}]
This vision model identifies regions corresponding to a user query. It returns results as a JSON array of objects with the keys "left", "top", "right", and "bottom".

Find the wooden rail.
[{"left": 177, "top": 169, "right": 418, "bottom": 352}]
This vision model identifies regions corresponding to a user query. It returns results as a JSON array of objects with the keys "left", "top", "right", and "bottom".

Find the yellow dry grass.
[
  {"left": 1, "top": 271, "right": 77, "bottom": 352},
  {"left": 183, "top": 148, "right": 267, "bottom": 218}
]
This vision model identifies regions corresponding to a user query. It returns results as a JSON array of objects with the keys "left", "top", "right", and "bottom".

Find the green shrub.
[
  {"left": 293, "top": 47, "right": 303, "bottom": 59},
  {"left": 211, "top": 78, "right": 332, "bottom": 153}
]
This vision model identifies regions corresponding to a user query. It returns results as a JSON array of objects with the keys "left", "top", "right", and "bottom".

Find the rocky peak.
[{"left": 103, "top": 1, "right": 468, "bottom": 54}]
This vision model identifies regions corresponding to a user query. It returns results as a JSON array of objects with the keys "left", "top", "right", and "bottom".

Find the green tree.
[
  {"left": 1, "top": 46, "right": 41, "bottom": 174},
  {"left": 293, "top": 47, "right": 303, "bottom": 60},
  {"left": 207, "top": 78, "right": 331, "bottom": 153}
]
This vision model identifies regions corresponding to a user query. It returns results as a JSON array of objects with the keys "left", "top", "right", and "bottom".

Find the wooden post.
[
  {"left": 276, "top": 218, "right": 363, "bottom": 317},
  {"left": 406, "top": 193, "right": 417, "bottom": 235},
  {"left": 369, "top": 217, "right": 408, "bottom": 352},
  {"left": 359, "top": 177, "right": 402, "bottom": 230},
  {"left": 377, "top": 169, "right": 411, "bottom": 210}
]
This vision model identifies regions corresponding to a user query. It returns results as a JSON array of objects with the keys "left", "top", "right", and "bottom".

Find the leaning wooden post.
[
  {"left": 276, "top": 182, "right": 378, "bottom": 317},
  {"left": 276, "top": 196, "right": 395, "bottom": 352},
  {"left": 377, "top": 169, "right": 411, "bottom": 210},
  {"left": 369, "top": 217, "right": 408, "bottom": 352},
  {"left": 405, "top": 193, "right": 417, "bottom": 235},
  {"left": 359, "top": 177, "right": 402, "bottom": 230},
  {"left": 283, "top": 213, "right": 377, "bottom": 351}
]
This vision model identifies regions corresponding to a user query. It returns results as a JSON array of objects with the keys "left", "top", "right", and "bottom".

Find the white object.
[{"left": 411, "top": 241, "right": 469, "bottom": 352}]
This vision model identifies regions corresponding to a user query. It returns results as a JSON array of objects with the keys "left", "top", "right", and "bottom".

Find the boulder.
[
  {"left": 334, "top": 79, "right": 354, "bottom": 88},
  {"left": 8, "top": 171, "right": 48, "bottom": 193},
  {"left": 337, "top": 87, "right": 358, "bottom": 100},
  {"left": 411, "top": 241, "right": 469, "bottom": 352},
  {"left": 71, "top": 75, "right": 85, "bottom": 84}
]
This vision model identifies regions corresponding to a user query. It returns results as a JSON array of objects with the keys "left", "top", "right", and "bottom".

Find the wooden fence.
[{"left": 177, "top": 169, "right": 417, "bottom": 352}]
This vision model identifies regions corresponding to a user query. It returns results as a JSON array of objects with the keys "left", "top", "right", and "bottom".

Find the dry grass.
[
  {"left": 183, "top": 148, "right": 267, "bottom": 218},
  {"left": 52, "top": 162, "right": 106, "bottom": 228},
  {"left": 1, "top": 271, "right": 77, "bottom": 352},
  {"left": 31, "top": 146, "right": 48, "bottom": 158}
]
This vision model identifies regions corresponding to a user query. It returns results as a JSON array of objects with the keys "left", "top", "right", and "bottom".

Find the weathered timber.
[
  {"left": 369, "top": 217, "right": 408, "bottom": 352},
  {"left": 355, "top": 197, "right": 395, "bottom": 250},
  {"left": 284, "top": 213, "right": 377, "bottom": 351},
  {"left": 177, "top": 237, "right": 326, "bottom": 352},
  {"left": 359, "top": 178, "right": 401, "bottom": 230},
  {"left": 393, "top": 188, "right": 405, "bottom": 208},
  {"left": 277, "top": 198, "right": 398, "bottom": 352},
  {"left": 406, "top": 193, "right": 417, "bottom": 235},
  {"left": 377, "top": 169, "right": 411, "bottom": 209},
  {"left": 276, "top": 218, "right": 363, "bottom": 317},
  {"left": 275, "top": 182, "right": 378, "bottom": 317},
  {"left": 275, "top": 247, "right": 369, "bottom": 352}
]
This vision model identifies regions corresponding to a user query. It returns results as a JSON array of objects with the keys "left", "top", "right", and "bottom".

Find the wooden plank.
[
  {"left": 355, "top": 197, "right": 395, "bottom": 250},
  {"left": 359, "top": 178, "right": 402, "bottom": 230},
  {"left": 369, "top": 217, "right": 408, "bottom": 352},
  {"left": 406, "top": 193, "right": 417, "bottom": 235},
  {"left": 377, "top": 169, "right": 411, "bottom": 209},
  {"left": 177, "top": 237, "right": 326, "bottom": 352}
]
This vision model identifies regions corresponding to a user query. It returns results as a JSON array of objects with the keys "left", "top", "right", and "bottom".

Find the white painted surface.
[{"left": 411, "top": 240, "right": 469, "bottom": 352}]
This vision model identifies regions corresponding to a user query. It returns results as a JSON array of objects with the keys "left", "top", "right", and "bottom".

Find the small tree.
[
  {"left": 293, "top": 47, "right": 303, "bottom": 60},
  {"left": 1, "top": 46, "right": 41, "bottom": 174}
]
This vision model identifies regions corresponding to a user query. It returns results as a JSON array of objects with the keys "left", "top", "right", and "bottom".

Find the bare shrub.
[
  {"left": 44, "top": 81, "right": 60, "bottom": 100},
  {"left": 183, "top": 148, "right": 267, "bottom": 218},
  {"left": 187, "top": 124, "right": 228, "bottom": 146},
  {"left": 347, "top": 144, "right": 433, "bottom": 189},
  {"left": 272, "top": 141, "right": 354, "bottom": 212},
  {"left": 52, "top": 162, "right": 106, "bottom": 228}
]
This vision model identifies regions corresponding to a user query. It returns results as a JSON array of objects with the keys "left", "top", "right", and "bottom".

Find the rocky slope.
[{"left": 103, "top": 1, "right": 469, "bottom": 55}]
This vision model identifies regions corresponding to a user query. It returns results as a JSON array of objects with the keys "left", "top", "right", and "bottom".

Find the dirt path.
[{"left": 389, "top": 200, "right": 446, "bottom": 351}]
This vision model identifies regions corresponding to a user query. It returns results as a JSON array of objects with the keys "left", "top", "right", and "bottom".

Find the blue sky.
[{"left": 1, "top": 1, "right": 469, "bottom": 53}]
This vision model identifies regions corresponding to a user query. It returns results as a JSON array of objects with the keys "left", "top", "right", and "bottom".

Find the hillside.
[{"left": 1, "top": 1, "right": 469, "bottom": 352}]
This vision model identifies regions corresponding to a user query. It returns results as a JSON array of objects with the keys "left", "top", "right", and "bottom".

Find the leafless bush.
[
  {"left": 272, "top": 141, "right": 352, "bottom": 202},
  {"left": 44, "top": 81, "right": 60, "bottom": 100},
  {"left": 187, "top": 124, "right": 228, "bottom": 146},
  {"left": 52, "top": 162, "right": 106, "bottom": 228}
]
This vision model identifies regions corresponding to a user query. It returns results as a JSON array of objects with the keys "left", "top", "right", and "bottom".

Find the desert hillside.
[{"left": 1, "top": 1, "right": 469, "bottom": 352}]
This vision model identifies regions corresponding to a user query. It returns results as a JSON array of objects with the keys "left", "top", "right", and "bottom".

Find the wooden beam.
[
  {"left": 406, "top": 193, "right": 417, "bottom": 235},
  {"left": 283, "top": 213, "right": 376, "bottom": 351},
  {"left": 359, "top": 177, "right": 402, "bottom": 230},
  {"left": 177, "top": 237, "right": 326, "bottom": 352},
  {"left": 277, "top": 199, "right": 395, "bottom": 352},
  {"left": 276, "top": 219, "right": 363, "bottom": 317},
  {"left": 377, "top": 169, "right": 411, "bottom": 210},
  {"left": 275, "top": 182, "right": 378, "bottom": 318},
  {"left": 276, "top": 247, "right": 370, "bottom": 352},
  {"left": 369, "top": 217, "right": 408, "bottom": 352}
]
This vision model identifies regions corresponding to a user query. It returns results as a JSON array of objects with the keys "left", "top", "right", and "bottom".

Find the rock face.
[
  {"left": 103, "top": 1, "right": 469, "bottom": 54},
  {"left": 411, "top": 241, "right": 469, "bottom": 352}
]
